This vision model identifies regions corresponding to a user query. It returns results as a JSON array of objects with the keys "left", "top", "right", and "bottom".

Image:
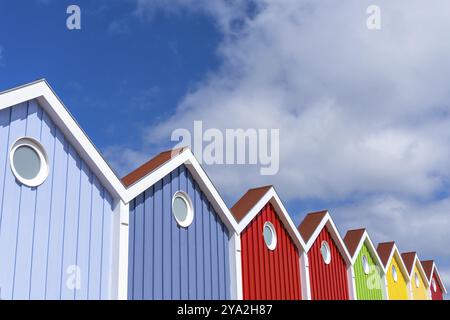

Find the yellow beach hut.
[
  {"left": 376, "top": 242, "right": 410, "bottom": 300},
  {"left": 401, "top": 252, "right": 430, "bottom": 300}
]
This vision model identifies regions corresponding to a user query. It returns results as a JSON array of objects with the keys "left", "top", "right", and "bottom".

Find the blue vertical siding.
[
  {"left": 0, "top": 100, "right": 115, "bottom": 300},
  {"left": 128, "top": 165, "right": 231, "bottom": 300}
]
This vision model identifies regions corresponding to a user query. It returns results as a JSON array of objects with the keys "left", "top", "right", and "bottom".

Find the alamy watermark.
[
  {"left": 367, "top": 5, "right": 381, "bottom": 30},
  {"left": 366, "top": 265, "right": 384, "bottom": 291},
  {"left": 66, "top": 265, "right": 81, "bottom": 290},
  {"left": 66, "top": 5, "right": 81, "bottom": 30},
  {"left": 171, "top": 121, "right": 280, "bottom": 175}
]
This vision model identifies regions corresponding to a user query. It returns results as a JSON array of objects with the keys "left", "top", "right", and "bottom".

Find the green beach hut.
[{"left": 344, "top": 228, "right": 387, "bottom": 300}]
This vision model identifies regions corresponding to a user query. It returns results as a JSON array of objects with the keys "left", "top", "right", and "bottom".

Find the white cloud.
[
  {"left": 103, "top": 146, "right": 150, "bottom": 178},
  {"left": 333, "top": 194, "right": 450, "bottom": 300},
  {"left": 113, "top": 0, "right": 450, "bottom": 202},
  {"left": 102, "top": 2, "right": 450, "bottom": 294},
  {"left": 334, "top": 195, "right": 450, "bottom": 257}
]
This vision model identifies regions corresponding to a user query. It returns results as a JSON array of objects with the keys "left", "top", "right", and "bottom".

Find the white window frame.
[
  {"left": 392, "top": 264, "right": 398, "bottom": 283},
  {"left": 321, "top": 241, "right": 331, "bottom": 264},
  {"left": 10, "top": 137, "right": 49, "bottom": 187},
  {"left": 415, "top": 272, "right": 420, "bottom": 288},
  {"left": 172, "top": 190, "right": 194, "bottom": 228},
  {"left": 263, "top": 221, "right": 277, "bottom": 251},
  {"left": 362, "top": 254, "right": 370, "bottom": 275}
]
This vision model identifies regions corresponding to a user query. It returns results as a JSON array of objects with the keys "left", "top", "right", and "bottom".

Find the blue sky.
[
  {"left": 1, "top": 0, "right": 450, "bottom": 298},
  {"left": 0, "top": 0, "right": 221, "bottom": 149}
]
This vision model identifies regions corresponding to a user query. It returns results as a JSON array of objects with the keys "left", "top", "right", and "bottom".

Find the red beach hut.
[{"left": 231, "top": 186, "right": 308, "bottom": 300}]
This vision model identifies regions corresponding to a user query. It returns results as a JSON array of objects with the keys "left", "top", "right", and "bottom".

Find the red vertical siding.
[
  {"left": 308, "top": 228, "right": 350, "bottom": 300},
  {"left": 241, "top": 203, "right": 302, "bottom": 300},
  {"left": 430, "top": 272, "right": 444, "bottom": 300}
]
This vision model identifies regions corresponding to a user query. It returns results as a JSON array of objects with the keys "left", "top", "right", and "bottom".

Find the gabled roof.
[
  {"left": 123, "top": 147, "right": 239, "bottom": 232},
  {"left": 298, "top": 211, "right": 352, "bottom": 265},
  {"left": 0, "top": 79, "right": 127, "bottom": 200},
  {"left": 0, "top": 80, "right": 239, "bottom": 233},
  {"left": 122, "top": 147, "right": 186, "bottom": 187},
  {"left": 231, "top": 186, "right": 306, "bottom": 251},
  {"left": 377, "top": 242, "right": 396, "bottom": 267},
  {"left": 376, "top": 242, "right": 410, "bottom": 280},
  {"left": 421, "top": 260, "right": 447, "bottom": 294},
  {"left": 231, "top": 186, "right": 272, "bottom": 222},
  {"left": 343, "top": 228, "right": 384, "bottom": 270},
  {"left": 297, "top": 210, "right": 327, "bottom": 243},
  {"left": 401, "top": 252, "right": 417, "bottom": 275},
  {"left": 343, "top": 229, "right": 366, "bottom": 257},
  {"left": 422, "top": 260, "right": 434, "bottom": 280},
  {"left": 401, "top": 252, "right": 429, "bottom": 288}
]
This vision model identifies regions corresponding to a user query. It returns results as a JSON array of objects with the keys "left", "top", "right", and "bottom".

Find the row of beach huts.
[{"left": 0, "top": 80, "right": 446, "bottom": 300}]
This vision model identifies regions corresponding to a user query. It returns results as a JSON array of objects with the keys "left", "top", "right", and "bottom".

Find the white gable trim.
[
  {"left": 304, "top": 212, "right": 352, "bottom": 265},
  {"left": 124, "top": 148, "right": 239, "bottom": 233},
  {"left": 0, "top": 80, "right": 127, "bottom": 200},
  {"left": 0, "top": 80, "right": 238, "bottom": 234},
  {"left": 430, "top": 263, "right": 448, "bottom": 294},
  {"left": 408, "top": 255, "right": 429, "bottom": 289},
  {"left": 235, "top": 187, "right": 306, "bottom": 251},
  {"left": 383, "top": 244, "right": 410, "bottom": 282},
  {"left": 349, "top": 230, "right": 385, "bottom": 274}
]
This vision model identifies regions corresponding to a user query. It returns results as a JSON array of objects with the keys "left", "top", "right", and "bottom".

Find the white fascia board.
[
  {"left": 347, "top": 265, "right": 357, "bottom": 300},
  {"left": 229, "top": 233, "right": 243, "bottom": 300},
  {"left": 235, "top": 187, "right": 306, "bottom": 251},
  {"left": 433, "top": 264, "right": 448, "bottom": 294},
  {"left": 348, "top": 231, "right": 368, "bottom": 265},
  {"left": 123, "top": 150, "right": 191, "bottom": 202},
  {"left": 300, "top": 252, "right": 311, "bottom": 300},
  {"left": 124, "top": 149, "right": 239, "bottom": 233},
  {"left": 0, "top": 80, "right": 127, "bottom": 201},
  {"left": 388, "top": 246, "right": 410, "bottom": 282},
  {"left": 304, "top": 212, "right": 353, "bottom": 266},
  {"left": 383, "top": 275, "right": 390, "bottom": 300},
  {"left": 117, "top": 200, "right": 130, "bottom": 300},
  {"left": 109, "top": 199, "right": 130, "bottom": 300},
  {"left": 350, "top": 231, "right": 385, "bottom": 275},
  {"left": 411, "top": 255, "right": 429, "bottom": 289},
  {"left": 364, "top": 234, "right": 385, "bottom": 273}
]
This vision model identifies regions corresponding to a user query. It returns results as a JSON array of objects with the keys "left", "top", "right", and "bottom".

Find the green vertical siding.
[{"left": 354, "top": 243, "right": 384, "bottom": 300}]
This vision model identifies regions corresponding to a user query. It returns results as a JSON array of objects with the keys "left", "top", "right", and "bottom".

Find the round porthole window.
[
  {"left": 392, "top": 265, "right": 398, "bottom": 282},
  {"left": 362, "top": 255, "right": 370, "bottom": 275},
  {"left": 10, "top": 137, "right": 49, "bottom": 187},
  {"left": 172, "top": 191, "right": 194, "bottom": 228},
  {"left": 432, "top": 278, "right": 437, "bottom": 292},
  {"left": 321, "top": 241, "right": 331, "bottom": 264},
  {"left": 263, "top": 222, "right": 277, "bottom": 250},
  {"left": 415, "top": 272, "right": 420, "bottom": 288}
]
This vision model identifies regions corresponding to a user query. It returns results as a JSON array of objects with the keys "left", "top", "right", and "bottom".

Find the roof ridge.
[
  {"left": 346, "top": 227, "right": 366, "bottom": 232},
  {"left": 248, "top": 185, "right": 273, "bottom": 191},
  {"left": 121, "top": 146, "right": 188, "bottom": 187},
  {"left": 230, "top": 185, "right": 273, "bottom": 222},
  {"left": 306, "top": 209, "right": 329, "bottom": 216}
]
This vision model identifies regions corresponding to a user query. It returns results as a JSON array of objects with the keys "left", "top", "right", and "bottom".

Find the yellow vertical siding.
[
  {"left": 386, "top": 256, "right": 409, "bottom": 300},
  {"left": 410, "top": 264, "right": 429, "bottom": 300}
]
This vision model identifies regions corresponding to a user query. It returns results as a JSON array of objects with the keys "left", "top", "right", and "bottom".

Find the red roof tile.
[
  {"left": 421, "top": 260, "right": 434, "bottom": 281},
  {"left": 401, "top": 252, "right": 417, "bottom": 274},
  {"left": 230, "top": 186, "right": 273, "bottom": 222},
  {"left": 121, "top": 147, "right": 187, "bottom": 187},
  {"left": 297, "top": 210, "right": 328, "bottom": 243},
  {"left": 376, "top": 241, "right": 395, "bottom": 267},
  {"left": 343, "top": 228, "right": 366, "bottom": 257}
]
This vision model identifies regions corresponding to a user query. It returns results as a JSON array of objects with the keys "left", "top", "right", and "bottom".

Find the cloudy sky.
[{"left": 1, "top": 0, "right": 450, "bottom": 297}]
